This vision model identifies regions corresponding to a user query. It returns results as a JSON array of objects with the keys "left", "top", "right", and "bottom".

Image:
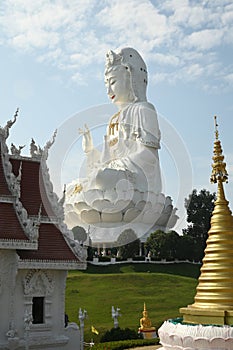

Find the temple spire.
[
  {"left": 210, "top": 116, "right": 228, "bottom": 186},
  {"left": 214, "top": 115, "right": 218, "bottom": 139},
  {"left": 180, "top": 116, "right": 233, "bottom": 326}
]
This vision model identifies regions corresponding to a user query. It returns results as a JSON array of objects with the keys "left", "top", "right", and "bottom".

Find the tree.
[
  {"left": 145, "top": 230, "right": 180, "bottom": 260},
  {"left": 72, "top": 226, "right": 87, "bottom": 243},
  {"left": 117, "top": 229, "right": 140, "bottom": 259},
  {"left": 176, "top": 235, "right": 195, "bottom": 261},
  {"left": 183, "top": 188, "right": 216, "bottom": 261}
]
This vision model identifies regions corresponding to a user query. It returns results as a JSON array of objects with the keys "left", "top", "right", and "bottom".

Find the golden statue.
[{"left": 139, "top": 303, "right": 156, "bottom": 338}]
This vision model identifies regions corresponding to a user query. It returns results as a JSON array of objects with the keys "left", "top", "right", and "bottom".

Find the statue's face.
[{"left": 105, "top": 66, "right": 134, "bottom": 108}]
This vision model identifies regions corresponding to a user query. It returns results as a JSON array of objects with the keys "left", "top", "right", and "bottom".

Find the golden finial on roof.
[{"left": 210, "top": 115, "right": 228, "bottom": 185}]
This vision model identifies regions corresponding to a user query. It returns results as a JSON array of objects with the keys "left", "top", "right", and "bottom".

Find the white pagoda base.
[{"left": 158, "top": 318, "right": 233, "bottom": 350}]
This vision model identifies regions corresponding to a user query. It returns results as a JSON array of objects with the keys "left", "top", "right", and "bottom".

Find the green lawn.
[{"left": 65, "top": 263, "right": 199, "bottom": 342}]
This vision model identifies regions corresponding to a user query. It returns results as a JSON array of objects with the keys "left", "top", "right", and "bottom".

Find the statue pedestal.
[
  {"left": 138, "top": 329, "right": 157, "bottom": 339},
  {"left": 65, "top": 188, "right": 178, "bottom": 247}
]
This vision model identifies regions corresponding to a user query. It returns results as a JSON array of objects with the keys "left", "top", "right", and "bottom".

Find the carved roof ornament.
[
  {"left": 10, "top": 143, "right": 25, "bottom": 156},
  {"left": 30, "top": 138, "right": 43, "bottom": 159},
  {"left": 42, "top": 129, "right": 57, "bottom": 161},
  {"left": 0, "top": 108, "right": 18, "bottom": 141},
  {"left": 30, "top": 129, "right": 57, "bottom": 160},
  {"left": 59, "top": 184, "right": 66, "bottom": 208}
]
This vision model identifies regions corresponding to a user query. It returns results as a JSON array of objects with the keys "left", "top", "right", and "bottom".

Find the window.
[{"left": 32, "top": 297, "right": 44, "bottom": 324}]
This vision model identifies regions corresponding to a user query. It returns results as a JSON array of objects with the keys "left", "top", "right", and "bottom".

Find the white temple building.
[{"left": 0, "top": 113, "right": 86, "bottom": 350}]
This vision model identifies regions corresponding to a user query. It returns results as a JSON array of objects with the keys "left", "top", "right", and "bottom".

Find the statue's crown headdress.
[
  {"left": 105, "top": 47, "right": 148, "bottom": 102},
  {"left": 105, "top": 50, "right": 122, "bottom": 69}
]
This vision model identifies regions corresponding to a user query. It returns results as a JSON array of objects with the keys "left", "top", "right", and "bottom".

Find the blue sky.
[{"left": 1, "top": 0, "right": 233, "bottom": 232}]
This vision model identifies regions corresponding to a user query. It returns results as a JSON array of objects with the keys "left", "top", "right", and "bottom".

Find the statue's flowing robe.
[{"left": 94, "top": 102, "right": 162, "bottom": 194}]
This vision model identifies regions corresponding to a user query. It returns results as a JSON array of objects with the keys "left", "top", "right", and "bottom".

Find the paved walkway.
[{"left": 129, "top": 346, "right": 162, "bottom": 350}]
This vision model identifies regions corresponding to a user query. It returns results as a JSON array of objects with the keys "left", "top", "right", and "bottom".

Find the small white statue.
[
  {"left": 112, "top": 306, "right": 121, "bottom": 328},
  {"left": 24, "top": 310, "right": 33, "bottom": 331}
]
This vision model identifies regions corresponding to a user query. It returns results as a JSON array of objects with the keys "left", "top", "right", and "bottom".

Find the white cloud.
[
  {"left": 151, "top": 72, "right": 169, "bottom": 84},
  {"left": 182, "top": 29, "right": 224, "bottom": 51},
  {"left": 0, "top": 0, "right": 232, "bottom": 91},
  {"left": 224, "top": 73, "right": 233, "bottom": 84},
  {"left": 148, "top": 53, "right": 180, "bottom": 66}
]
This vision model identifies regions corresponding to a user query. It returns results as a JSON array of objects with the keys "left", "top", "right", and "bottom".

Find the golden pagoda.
[{"left": 180, "top": 116, "right": 233, "bottom": 325}]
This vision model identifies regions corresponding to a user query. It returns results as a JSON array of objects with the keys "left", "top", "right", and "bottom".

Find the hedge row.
[{"left": 91, "top": 338, "right": 160, "bottom": 350}]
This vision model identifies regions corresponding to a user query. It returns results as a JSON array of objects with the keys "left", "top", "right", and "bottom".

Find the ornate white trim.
[
  {"left": 10, "top": 154, "right": 41, "bottom": 163},
  {"left": 0, "top": 240, "right": 38, "bottom": 250},
  {"left": 39, "top": 153, "right": 87, "bottom": 263},
  {"left": 0, "top": 195, "right": 14, "bottom": 203},
  {"left": 29, "top": 215, "right": 59, "bottom": 224},
  {"left": 14, "top": 198, "right": 40, "bottom": 242},
  {"left": 23, "top": 269, "right": 55, "bottom": 296},
  {"left": 18, "top": 259, "right": 86, "bottom": 270}
]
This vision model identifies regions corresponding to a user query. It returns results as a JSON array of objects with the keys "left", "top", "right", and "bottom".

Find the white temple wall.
[
  {"left": 0, "top": 249, "right": 18, "bottom": 343},
  {"left": 13, "top": 269, "right": 68, "bottom": 337}
]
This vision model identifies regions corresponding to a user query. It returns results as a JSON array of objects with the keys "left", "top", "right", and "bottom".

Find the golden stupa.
[{"left": 180, "top": 116, "right": 233, "bottom": 325}]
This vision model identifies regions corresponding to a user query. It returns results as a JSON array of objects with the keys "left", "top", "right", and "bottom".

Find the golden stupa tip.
[
  {"left": 210, "top": 115, "right": 228, "bottom": 185},
  {"left": 214, "top": 115, "right": 219, "bottom": 140}
]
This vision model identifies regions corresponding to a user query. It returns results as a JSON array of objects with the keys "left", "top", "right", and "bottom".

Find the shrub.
[
  {"left": 132, "top": 256, "right": 145, "bottom": 261},
  {"left": 100, "top": 327, "right": 142, "bottom": 342},
  {"left": 98, "top": 256, "right": 111, "bottom": 262},
  {"left": 92, "top": 338, "right": 159, "bottom": 350}
]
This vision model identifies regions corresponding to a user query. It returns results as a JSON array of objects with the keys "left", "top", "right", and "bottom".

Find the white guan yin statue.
[{"left": 65, "top": 48, "right": 178, "bottom": 246}]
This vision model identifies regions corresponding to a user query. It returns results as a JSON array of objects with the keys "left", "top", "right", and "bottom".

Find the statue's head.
[{"left": 105, "top": 47, "right": 148, "bottom": 106}]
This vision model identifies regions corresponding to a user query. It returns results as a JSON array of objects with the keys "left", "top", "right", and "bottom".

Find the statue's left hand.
[{"left": 79, "top": 124, "right": 93, "bottom": 153}]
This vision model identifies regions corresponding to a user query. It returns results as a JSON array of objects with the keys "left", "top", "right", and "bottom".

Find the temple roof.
[
  {"left": 17, "top": 223, "right": 78, "bottom": 261},
  {"left": 0, "top": 141, "right": 33, "bottom": 248},
  {"left": 10, "top": 157, "right": 54, "bottom": 217},
  {"left": 0, "top": 128, "right": 86, "bottom": 269},
  {"left": 0, "top": 202, "right": 30, "bottom": 241}
]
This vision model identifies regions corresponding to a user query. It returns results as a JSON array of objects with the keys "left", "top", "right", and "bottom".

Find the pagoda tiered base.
[
  {"left": 158, "top": 318, "right": 233, "bottom": 350},
  {"left": 180, "top": 306, "right": 233, "bottom": 326}
]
